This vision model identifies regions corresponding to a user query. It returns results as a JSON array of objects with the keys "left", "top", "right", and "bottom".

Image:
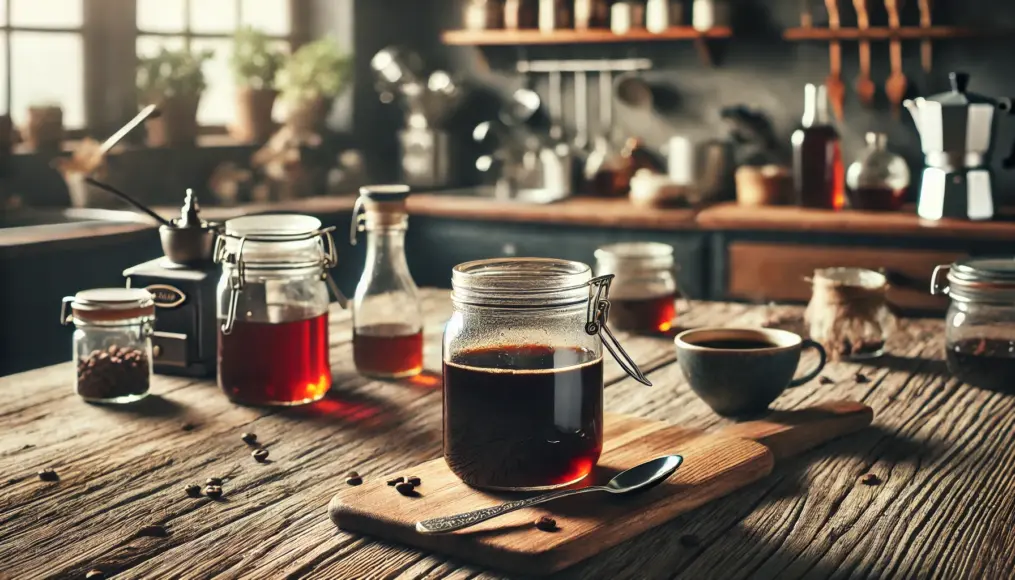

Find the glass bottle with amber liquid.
[
  {"left": 792, "top": 83, "right": 845, "bottom": 210},
  {"left": 350, "top": 185, "right": 423, "bottom": 379}
]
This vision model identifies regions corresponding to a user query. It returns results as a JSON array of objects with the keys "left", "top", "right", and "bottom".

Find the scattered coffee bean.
[
  {"left": 854, "top": 372, "right": 870, "bottom": 383},
  {"left": 346, "top": 470, "right": 360, "bottom": 479},
  {"left": 406, "top": 476, "right": 421, "bottom": 486},
  {"left": 38, "top": 468, "right": 59, "bottom": 482},
  {"left": 85, "top": 570, "right": 105, "bottom": 580},
  {"left": 185, "top": 483, "right": 202, "bottom": 498},
  {"left": 818, "top": 376, "right": 835, "bottom": 385},
  {"left": 346, "top": 476, "right": 363, "bottom": 486},
  {"left": 252, "top": 448, "right": 269, "bottom": 462},
  {"left": 241, "top": 432, "right": 258, "bottom": 445},
  {"left": 394, "top": 481, "right": 416, "bottom": 496},
  {"left": 76, "top": 345, "right": 150, "bottom": 401},
  {"left": 860, "top": 473, "right": 881, "bottom": 486},
  {"left": 386, "top": 476, "right": 404, "bottom": 486},
  {"left": 534, "top": 516, "right": 557, "bottom": 532},
  {"left": 679, "top": 534, "right": 700, "bottom": 548},
  {"left": 136, "top": 524, "right": 169, "bottom": 538},
  {"left": 180, "top": 422, "right": 196, "bottom": 432},
  {"left": 206, "top": 477, "right": 223, "bottom": 486},
  {"left": 204, "top": 485, "right": 223, "bottom": 499}
]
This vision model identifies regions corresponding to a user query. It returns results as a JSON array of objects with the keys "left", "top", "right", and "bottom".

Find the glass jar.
[
  {"left": 214, "top": 214, "right": 342, "bottom": 406},
  {"left": 594, "top": 242, "right": 680, "bottom": 334},
  {"left": 61, "top": 288, "right": 155, "bottom": 404},
  {"left": 350, "top": 185, "right": 423, "bottom": 379},
  {"left": 846, "top": 132, "right": 911, "bottom": 211},
  {"left": 443, "top": 258, "right": 651, "bottom": 491},
  {"left": 932, "top": 257, "right": 1015, "bottom": 392}
]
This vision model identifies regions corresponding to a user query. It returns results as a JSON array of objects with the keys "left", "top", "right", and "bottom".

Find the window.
[
  {"left": 136, "top": 0, "right": 293, "bottom": 128},
  {"left": 1, "top": 0, "right": 86, "bottom": 129}
]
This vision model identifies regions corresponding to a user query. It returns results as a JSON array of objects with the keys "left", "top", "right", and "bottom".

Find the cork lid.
[
  {"left": 358, "top": 184, "right": 411, "bottom": 212},
  {"left": 65, "top": 288, "right": 155, "bottom": 323}
]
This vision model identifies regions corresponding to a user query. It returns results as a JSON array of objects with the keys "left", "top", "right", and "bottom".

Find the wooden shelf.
[
  {"left": 784, "top": 26, "right": 984, "bottom": 41},
  {"left": 441, "top": 26, "right": 732, "bottom": 46}
]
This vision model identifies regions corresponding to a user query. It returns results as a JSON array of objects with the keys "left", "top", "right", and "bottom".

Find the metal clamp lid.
[
  {"left": 585, "top": 274, "right": 653, "bottom": 386},
  {"left": 931, "top": 257, "right": 1015, "bottom": 303}
]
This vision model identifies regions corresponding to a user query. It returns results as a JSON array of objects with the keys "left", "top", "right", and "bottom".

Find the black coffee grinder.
[{"left": 120, "top": 189, "right": 220, "bottom": 377}]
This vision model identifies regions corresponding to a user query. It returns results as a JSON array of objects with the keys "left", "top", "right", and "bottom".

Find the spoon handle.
[{"left": 415, "top": 486, "right": 605, "bottom": 534}]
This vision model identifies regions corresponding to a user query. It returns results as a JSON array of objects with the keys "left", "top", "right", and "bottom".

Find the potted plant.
[
  {"left": 136, "top": 47, "right": 214, "bottom": 147},
  {"left": 230, "top": 27, "right": 286, "bottom": 143},
  {"left": 275, "top": 38, "right": 352, "bottom": 132},
  {"left": 23, "top": 101, "right": 63, "bottom": 152}
]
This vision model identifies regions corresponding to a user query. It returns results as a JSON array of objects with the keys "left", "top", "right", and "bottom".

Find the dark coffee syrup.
[
  {"left": 443, "top": 345, "right": 603, "bottom": 490},
  {"left": 608, "top": 293, "right": 677, "bottom": 334},
  {"left": 694, "top": 339, "right": 778, "bottom": 350},
  {"left": 947, "top": 338, "right": 1015, "bottom": 393},
  {"left": 218, "top": 312, "right": 331, "bottom": 406},
  {"left": 353, "top": 323, "right": 423, "bottom": 378}
]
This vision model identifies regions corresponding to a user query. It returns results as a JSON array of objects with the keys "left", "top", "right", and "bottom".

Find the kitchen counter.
[{"left": 1, "top": 290, "right": 1011, "bottom": 578}]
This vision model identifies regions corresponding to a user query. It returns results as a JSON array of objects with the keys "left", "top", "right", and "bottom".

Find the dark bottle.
[{"left": 792, "top": 83, "right": 845, "bottom": 210}]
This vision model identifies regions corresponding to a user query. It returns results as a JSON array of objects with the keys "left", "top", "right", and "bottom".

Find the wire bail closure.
[
  {"left": 586, "top": 274, "right": 653, "bottom": 386},
  {"left": 214, "top": 226, "right": 347, "bottom": 335}
]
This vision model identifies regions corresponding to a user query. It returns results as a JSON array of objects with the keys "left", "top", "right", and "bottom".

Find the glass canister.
[
  {"left": 932, "top": 257, "right": 1015, "bottom": 392},
  {"left": 846, "top": 132, "right": 911, "bottom": 211},
  {"left": 60, "top": 288, "right": 155, "bottom": 404},
  {"left": 594, "top": 242, "right": 681, "bottom": 334},
  {"left": 443, "top": 258, "right": 651, "bottom": 491},
  {"left": 214, "top": 214, "right": 344, "bottom": 406}
]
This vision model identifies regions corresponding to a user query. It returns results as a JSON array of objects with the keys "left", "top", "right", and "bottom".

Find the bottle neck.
[
  {"left": 802, "top": 84, "right": 831, "bottom": 127},
  {"left": 363, "top": 224, "right": 411, "bottom": 277}
]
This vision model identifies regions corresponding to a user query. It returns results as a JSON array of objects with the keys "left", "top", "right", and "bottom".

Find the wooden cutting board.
[{"left": 329, "top": 400, "right": 873, "bottom": 576}]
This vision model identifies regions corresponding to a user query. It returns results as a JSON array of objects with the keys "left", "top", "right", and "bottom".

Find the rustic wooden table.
[{"left": 3, "top": 289, "right": 1013, "bottom": 579}]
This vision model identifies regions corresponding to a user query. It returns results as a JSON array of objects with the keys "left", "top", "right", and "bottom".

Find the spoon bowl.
[{"left": 605, "top": 454, "right": 683, "bottom": 493}]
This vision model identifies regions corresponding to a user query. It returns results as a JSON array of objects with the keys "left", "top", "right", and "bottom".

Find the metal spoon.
[{"left": 415, "top": 454, "right": 684, "bottom": 534}]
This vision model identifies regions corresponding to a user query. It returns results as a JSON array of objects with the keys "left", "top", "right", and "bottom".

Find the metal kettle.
[{"left": 904, "top": 72, "right": 1015, "bottom": 169}]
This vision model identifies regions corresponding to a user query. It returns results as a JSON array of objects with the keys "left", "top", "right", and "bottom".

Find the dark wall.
[{"left": 353, "top": 0, "right": 1015, "bottom": 203}]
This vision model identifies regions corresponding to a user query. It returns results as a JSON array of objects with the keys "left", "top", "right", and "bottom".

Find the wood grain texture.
[
  {"left": 1, "top": 291, "right": 1013, "bottom": 579},
  {"left": 329, "top": 402, "right": 871, "bottom": 576}
]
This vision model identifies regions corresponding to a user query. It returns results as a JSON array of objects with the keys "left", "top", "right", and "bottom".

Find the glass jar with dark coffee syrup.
[
  {"left": 932, "top": 257, "right": 1015, "bottom": 392},
  {"left": 350, "top": 185, "right": 423, "bottom": 379},
  {"left": 214, "top": 215, "right": 346, "bottom": 406},
  {"left": 594, "top": 242, "right": 683, "bottom": 334},
  {"left": 443, "top": 258, "right": 652, "bottom": 491}
]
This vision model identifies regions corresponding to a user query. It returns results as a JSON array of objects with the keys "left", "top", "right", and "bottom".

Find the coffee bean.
[
  {"left": 535, "top": 516, "right": 557, "bottom": 531},
  {"left": 185, "top": 483, "right": 202, "bottom": 498},
  {"left": 855, "top": 372, "right": 870, "bottom": 383},
  {"left": 252, "top": 448, "right": 269, "bottom": 462},
  {"left": 679, "top": 534, "right": 700, "bottom": 547},
  {"left": 346, "top": 470, "right": 360, "bottom": 479},
  {"left": 818, "top": 376, "right": 835, "bottom": 385},
  {"left": 180, "top": 422, "right": 196, "bottom": 432},
  {"left": 136, "top": 524, "right": 169, "bottom": 538},
  {"left": 206, "top": 477, "right": 223, "bottom": 486},
  {"left": 346, "top": 476, "right": 363, "bottom": 486},
  {"left": 386, "top": 476, "right": 404, "bottom": 486},
  {"left": 38, "top": 468, "right": 59, "bottom": 482},
  {"left": 241, "top": 432, "right": 258, "bottom": 445},
  {"left": 860, "top": 473, "right": 881, "bottom": 486},
  {"left": 395, "top": 482, "right": 416, "bottom": 496},
  {"left": 406, "top": 476, "right": 421, "bottom": 486},
  {"left": 85, "top": 570, "right": 105, "bottom": 579},
  {"left": 204, "top": 485, "right": 223, "bottom": 499}
]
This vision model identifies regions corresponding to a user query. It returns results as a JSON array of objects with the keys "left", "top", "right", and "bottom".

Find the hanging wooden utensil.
[
  {"left": 918, "top": 0, "right": 933, "bottom": 73},
  {"left": 824, "top": 0, "right": 845, "bottom": 121},
  {"left": 884, "top": 0, "right": 907, "bottom": 119},
  {"left": 800, "top": 0, "right": 813, "bottom": 27},
  {"left": 853, "top": 0, "right": 875, "bottom": 107}
]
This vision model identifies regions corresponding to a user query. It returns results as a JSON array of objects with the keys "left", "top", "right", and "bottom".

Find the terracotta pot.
[
  {"left": 231, "top": 87, "right": 278, "bottom": 143},
  {"left": 145, "top": 95, "right": 200, "bottom": 147},
  {"left": 23, "top": 106, "right": 64, "bottom": 152},
  {"left": 285, "top": 96, "right": 330, "bottom": 133}
]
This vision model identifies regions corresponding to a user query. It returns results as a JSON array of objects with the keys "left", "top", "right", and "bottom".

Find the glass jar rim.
[
  {"left": 595, "top": 242, "right": 675, "bottom": 274},
  {"left": 595, "top": 242, "right": 674, "bottom": 260},
  {"left": 451, "top": 258, "right": 592, "bottom": 307}
]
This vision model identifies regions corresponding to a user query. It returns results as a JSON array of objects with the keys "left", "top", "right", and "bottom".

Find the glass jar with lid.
[
  {"left": 932, "top": 257, "right": 1015, "bottom": 392},
  {"left": 60, "top": 288, "right": 155, "bottom": 404},
  {"left": 846, "top": 132, "right": 911, "bottom": 211},
  {"left": 594, "top": 242, "right": 681, "bottom": 334},
  {"left": 443, "top": 258, "right": 651, "bottom": 491},
  {"left": 214, "top": 214, "right": 344, "bottom": 406}
]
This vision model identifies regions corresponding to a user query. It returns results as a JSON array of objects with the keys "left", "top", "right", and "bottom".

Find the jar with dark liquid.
[
  {"left": 792, "top": 83, "right": 845, "bottom": 210},
  {"left": 594, "top": 242, "right": 680, "bottom": 334},
  {"left": 933, "top": 257, "right": 1015, "bottom": 393},
  {"left": 846, "top": 132, "right": 911, "bottom": 211},
  {"left": 214, "top": 214, "right": 342, "bottom": 406},
  {"left": 444, "top": 258, "right": 652, "bottom": 491},
  {"left": 350, "top": 185, "right": 423, "bottom": 379}
]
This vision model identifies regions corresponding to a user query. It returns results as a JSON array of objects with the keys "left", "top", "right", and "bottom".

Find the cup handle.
[{"left": 789, "top": 339, "right": 827, "bottom": 387}]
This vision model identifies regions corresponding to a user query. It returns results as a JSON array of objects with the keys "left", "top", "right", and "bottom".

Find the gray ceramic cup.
[{"left": 675, "top": 327, "right": 827, "bottom": 419}]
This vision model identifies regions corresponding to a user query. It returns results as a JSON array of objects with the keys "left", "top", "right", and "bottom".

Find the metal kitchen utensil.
[
  {"left": 548, "top": 69, "right": 564, "bottom": 141},
  {"left": 100, "top": 105, "right": 160, "bottom": 156},
  {"left": 415, "top": 455, "right": 684, "bottom": 534},
  {"left": 574, "top": 70, "right": 589, "bottom": 151}
]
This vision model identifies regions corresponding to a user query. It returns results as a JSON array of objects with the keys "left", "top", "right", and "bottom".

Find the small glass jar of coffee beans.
[{"left": 61, "top": 288, "right": 155, "bottom": 404}]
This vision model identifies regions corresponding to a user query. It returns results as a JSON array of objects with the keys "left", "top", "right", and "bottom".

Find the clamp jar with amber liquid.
[
  {"left": 214, "top": 215, "right": 344, "bottom": 406},
  {"left": 594, "top": 242, "right": 681, "bottom": 334},
  {"left": 443, "top": 258, "right": 651, "bottom": 491}
]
